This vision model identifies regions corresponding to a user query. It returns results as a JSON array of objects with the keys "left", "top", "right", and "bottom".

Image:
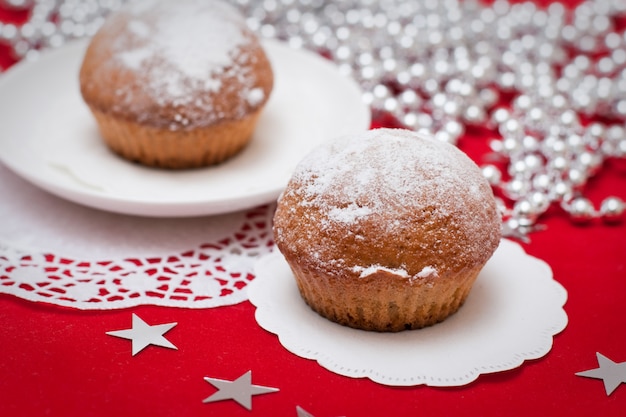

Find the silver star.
[
  {"left": 296, "top": 406, "right": 346, "bottom": 417},
  {"left": 576, "top": 352, "right": 626, "bottom": 395},
  {"left": 106, "top": 313, "right": 177, "bottom": 356},
  {"left": 296, "top": 406, "right": 315, "bottom": 417},
  {"left": 202, "top": 370, "right": 279, "bottom": 410}
]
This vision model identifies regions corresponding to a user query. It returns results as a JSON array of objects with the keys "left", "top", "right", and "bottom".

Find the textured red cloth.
[{"left": 1, "top": 2, "right": 625, "bottom": 416}]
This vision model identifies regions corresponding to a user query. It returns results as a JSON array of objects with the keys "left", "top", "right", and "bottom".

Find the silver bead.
[
  {"left": 401, "top": 112, "right": 419, "bottom": 129},
  {"left": 566, "top": 197, "right": 596, "bottom": 223},
  {"left": 523, "top": 153, "right": 543, "bottom": 173},
  {"left": 463, "top": 104, "right": 487, "bottom": 124},
  {"left": 600, "top": 197, "right": 625, "bottom": 223},
  {"left": 509, "top": 159, "right": 530, "bottom": 177},
  {"left": 499, "top": 118, "right": 524, "bottom": 140},
  {"left": 552, "top": 181, "right": 574, "bottom": 202},
  {"left": 504, "top": 178, "right": 530, "bottom": 200},
  {"left": 532, "top": 173, "right": 552, "bottom": 191},
  {"left": 398, "top": 89, "right": 422, "bottom": 109},
  {"left": 415, "top": 113, "right": 434, "bottom": 130},
  {"left": 443, "top": 119, "right": 464, "bottom": 139},
  {"left": 442, "top": 100, "right": 461, "bottom": 118},
  {"left": 479, "top": 87, "right": 499, "bottom": 108},
  {"left": 567, "top": 168, "right": 587, "bottom": 187},
  {"left": 550, "top": 94, "right": 568, "bottom": 111},
  {"left": 482, "top": 164, "right": 502, "bottom": 186},
  {"left": 549, "top": 155, "right": 569, "bottom": 172},
  {"left": 513, "top": 94, "right": 533, "bottom": 113},
  {"left": 12, "top": 40, "right": 31, "bottom": 59},
  {"left": 382, "top": 96, "right": 399, "bottom": 113},
  {"left": 529, "top": 191, "right": 551, "bottom": 213},
  {"left": 0, "top": 23, "right": 18, "bottom": 42},
  {"left": 502, "top": 136, "right": 521, "bottom": 154},
  {"left": 560, "top": 110, "right": 580, "bottom": 128},
  {"left": 434, "top": 129, "right": 456, "bottom": 145},
  {"left": 395, "top": 70, "right": 411, "bottom": 88},
  {"left": 422, "top": 78, "right": 441, "bottom": 97},
  {"left": 489, "top": 139, "right": 504, "bottom": 153},
  {"left": 566, "top": 134, "right": 584, "bottom": 152},
  {"left": 521, "top": 135, "right": 540, "bottom": 153},
  {"left": 577, "top": 151, "right": 603, "bottom": 174},
  {"left": 489, "top": 107, "right": 511, "bottom": 128},
  {"left": 497, "top": 72, "right": 517, "bottom": 91},
  {"left": 512, "top": 198, "right": 543, "bottom": 226},
  {"left": 544, "top": 136, "right": 566, "bottom": 156}
]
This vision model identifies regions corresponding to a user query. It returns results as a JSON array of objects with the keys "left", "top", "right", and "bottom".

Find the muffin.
[
  {"left": 79, "top": 0, "right": 274, "bottom": 169},
  {"left": 273, "top": 128, "right": 501, "bottom": 332}
]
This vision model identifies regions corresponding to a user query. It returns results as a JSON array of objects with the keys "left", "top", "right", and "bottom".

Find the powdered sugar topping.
[
  {"left": 121, "top": 0, "right": 246, "bottom": 78},
  {"left": 417, "top": 266, "right": 438, "bottom": 278},
  {"left": 293, "top": 128, "right": 487, "bottom": 222},
  {"left": 352, "top": 265, "right": 410, "bottom": 279},
  {"left": 351, "top": 262, "right": 438, "bottom": 281},
  {"left": 247, "top": 87, "right": 266, "bottom": 106},
  {"left": 327, "top": 203, "right": 373, "bottom": 224},
  {"left": 94, "top": 0, "right": 269, "bottom": 128}
]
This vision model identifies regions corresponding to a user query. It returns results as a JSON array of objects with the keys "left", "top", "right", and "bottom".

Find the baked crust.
[
  {"left": 286, "top": 260, "right": 483, "bottom": 332},
  {"left": 87, "top": 105, "right": 263, "bottom": 168}
]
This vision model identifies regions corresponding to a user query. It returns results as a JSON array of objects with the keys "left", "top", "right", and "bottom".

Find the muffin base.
[
  {"left": 88, "top": 107, "right": 263, "bottom": 169},
  {"left": 286, "top": 261, "right": 484, "bottom": 332}
]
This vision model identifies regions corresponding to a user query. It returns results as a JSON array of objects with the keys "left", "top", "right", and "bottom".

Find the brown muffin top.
[
  {"left": 79, "top": 0, "right": 273, "bottom": 131},
  {"left": 273, "top": 128, "right": 501, "bottom": 282}
]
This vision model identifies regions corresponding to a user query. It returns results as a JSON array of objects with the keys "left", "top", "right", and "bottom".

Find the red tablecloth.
[{"left": 1, "top": 2, "right": 625, "bottom": 416}]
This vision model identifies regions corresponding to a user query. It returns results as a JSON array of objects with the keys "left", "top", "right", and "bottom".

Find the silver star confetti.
[
  {"left": 576, "top": 352, "right": 626, "bottom": 395},
  {"left": 106, "top": 313, "right": 177, "bottom": 356},
  {"left": 296, "top": 406, "right": 315, "bottom": 417},
  {"left": 202, "top": 370, "right": 279, "bottom": 410},
  {"left": 297, "top": 405, "right": 345, "bottom": 417}
]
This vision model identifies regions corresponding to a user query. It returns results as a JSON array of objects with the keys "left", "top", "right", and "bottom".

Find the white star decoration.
[
  {"left": 576, "top": 352, "right": 626, "bottom": 395},
  {"left": 297, "top": 406, "right": 326, "bottom": 417},
  {"left": 296, "top": 406, "right": 315, "bottom": 417},
  {"left": 296, "top": 405, "right": 345, "bottom": 417},
  {"left": 106, "top": 313, "right": 177, "bottom": 355},
  {"left": 203, "top": 370, "right": 279, "bottom": 410}
]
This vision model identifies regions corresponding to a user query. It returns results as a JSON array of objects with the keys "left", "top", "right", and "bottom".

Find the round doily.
[
  {"left": 0, "top": 164, "right": 274, "bottom": 310},
  {"left": 249, "top": 239, "right": 568, "bottom": 387}
]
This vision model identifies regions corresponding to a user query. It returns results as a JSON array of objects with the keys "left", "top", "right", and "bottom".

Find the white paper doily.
[
  {"left": 249, "top": 239, "right": 568, "bottom": 387},
  {"left": 0, "top": 38, "right": 369, "bottom": 217},
  {"left": 0, "top": 164, "right": 274, "bottom": 310}
]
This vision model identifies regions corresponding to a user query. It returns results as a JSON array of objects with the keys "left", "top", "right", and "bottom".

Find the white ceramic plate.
[
  {"left": 0, "top": 39, "right": 370, "bottom": 217},
  {"left": 249, "top": 239, "right": 568, "bottom": 387}
]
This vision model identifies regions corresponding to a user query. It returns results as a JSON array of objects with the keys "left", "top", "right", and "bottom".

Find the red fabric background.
[{"left": 1, "top": 1, "right": 625, "bottom": 416}]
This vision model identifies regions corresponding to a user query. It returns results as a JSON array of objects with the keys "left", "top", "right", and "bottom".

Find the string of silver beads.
[{"left": 1, "top": 0, "right": 625, "bottom": 238}]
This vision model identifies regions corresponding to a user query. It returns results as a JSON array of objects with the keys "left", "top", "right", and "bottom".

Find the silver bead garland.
[{"left": 1, "top": 0, "right": 625, "bottom": 239}]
